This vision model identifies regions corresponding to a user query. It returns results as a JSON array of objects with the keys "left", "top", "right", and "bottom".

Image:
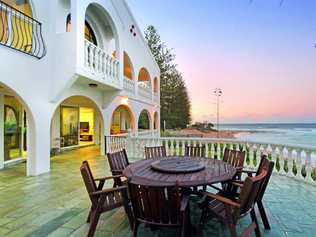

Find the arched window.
[
  {"left": 66, "top": 14, "right": 97, "bottom": 45},
  {"left": 111, "top": 105, "right": 134, "bottom": 135},
  {"left": 138, "top": 110, "right": 150, "bottom": 130},
  {"left": 153, "top": 77, "right": 159, "bottom": 93},
  {"left": 138, "top": 68, "right": 151, "bottom": 88},
  {"left": 124, "top": 52, "right": 134, "bottom": 80}
]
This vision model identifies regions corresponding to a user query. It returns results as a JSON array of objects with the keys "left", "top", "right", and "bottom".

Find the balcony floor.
[{"left": 0, "top": 146, "right": 316, "bottom": 237}]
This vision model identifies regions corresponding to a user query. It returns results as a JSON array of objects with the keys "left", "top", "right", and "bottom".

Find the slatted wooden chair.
[
  {"left": 185, "top": 144, "right": 206, "bottom": 157},
  {"left": 199, "top": 170, "right": 268, "bottom": 237},
  {"left": 80, "top": 161, "right": 132, "bottom": 237},
  {"left": 230, "top": 155, "right": 275, "bottom": 230},
  {"left": 107, "top": 149, "right": 130, "bottom": 187},
  {"left": 145, "top": 145, "right": 167, "bottom": 159},
  {"left": 128, "top": 180, "right": 191, "bottom": 237},
  {"left": 209, "top": 148, "right": 246, "bottom": 193}
]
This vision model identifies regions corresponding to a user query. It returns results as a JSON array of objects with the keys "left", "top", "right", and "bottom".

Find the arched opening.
[
  {"left": 66, "top": 14, "right": 97, "bottom": 45},
  {"left": 153, "top": 77, "right": 159, "bottom": 94},
  {"left": 138, "top": 68, "right": 151, "bottom": 88},
  {"left": 0, "top": 0, "right": 34, "bottom": 53},
  {"left": 124, "top": 52, "right": 134, "bottom": 80},
  {"left": 153, "top": 112, "right": 159, "bottom": 130},
  {"left": 138, "top": 109, "right": 151, "bottom": 131},
  {"left": 50, "top": 96, "right": 104, "bottom": 155},
  {"left": 84, "top": 3, "right": 119, "bottom": 55},
  {"left": 110, "top": 105, "right": 135, "bottom": 135},
  {"left": 0, "top": 83, "right": 35, "bottom": 175}
]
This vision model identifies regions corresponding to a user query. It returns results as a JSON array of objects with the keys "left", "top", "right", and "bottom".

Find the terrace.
[{"left": 0, "top": 146, "right": 316, "bottom": 237}]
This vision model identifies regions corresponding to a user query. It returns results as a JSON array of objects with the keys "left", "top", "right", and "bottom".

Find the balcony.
[
  {"left": 138, "top": 84, "right": 152, "bottom": 100},
  {"left": 83, "top": 39, "right": 120, "bottom": 87},
  {"left": 0, "top": 0, "right": 46, "bottom": 59},
  {"left": 0, "top": 145, "right": 315, "bottom": 236},
  {"left": 123, "top": 76, "right": 135, "bottom": 94}
]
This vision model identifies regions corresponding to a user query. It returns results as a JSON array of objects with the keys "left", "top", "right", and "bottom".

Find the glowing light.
[{"left": 121, "top": 96, "right": 129, "bottom": 105}]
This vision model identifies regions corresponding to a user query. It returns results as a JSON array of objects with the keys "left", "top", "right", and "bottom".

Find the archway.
[
  {"left": 110, "top": 105, "right": 135, "bottom": 135},
  {"left": 84, "top": 3, "right": 119, "bottom": 55},
  {"left": 138, "top": 68, "right": 151, "bottom": 88},
  {"left": 138, "top": 109, "right": 151, "bottom": 131},
  {"left": 50, "top": 96, "right": 104, "bottom": 155},
  {"left": 0, "top": 83, "right": 36, "bottom": 175},
  {"left": 124, "top": 52, "right": 134, "bottom": 80},
  {"left": 153, "top": 77, "right": 159, "bottom": 94},
  {"left": 153, "top": 112, "right": 159, "bottom": 130}
]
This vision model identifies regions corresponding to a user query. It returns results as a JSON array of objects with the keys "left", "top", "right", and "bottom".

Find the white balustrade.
[
  {"left": 107, "top": 136, "right": 316, "bottom": 185},
  {"left": 84, "top": 39, "right": 120, "bottom": 85},
  {"left": 138, "top": 84, "right": 152, "bottom": 99},
  {"left": 123, "top": 77, "right": 135, "bottom": 93}
]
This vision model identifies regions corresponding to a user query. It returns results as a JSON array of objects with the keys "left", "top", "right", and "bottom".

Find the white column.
[
  {"left": 0, "top": 93, "right": 4, "bottom": 169},
  {"left": 120, "top": 111, "right": 126, "bottom": 131},
  {"left": 27, "top": 115, "right": 50, "bottom": 176}
]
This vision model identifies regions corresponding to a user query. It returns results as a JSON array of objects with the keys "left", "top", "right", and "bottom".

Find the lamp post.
[{"left": 213, "top": 88, "right": 223, "bottom": 138}]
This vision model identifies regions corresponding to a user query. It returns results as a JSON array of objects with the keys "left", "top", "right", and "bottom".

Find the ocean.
[{"left": 219, "top": 123, "right": 316, "bottom": 148}]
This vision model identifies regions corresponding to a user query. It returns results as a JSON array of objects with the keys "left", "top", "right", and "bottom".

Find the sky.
[{"left": 128, "top": 0, "right": 316, "bottom": 123}]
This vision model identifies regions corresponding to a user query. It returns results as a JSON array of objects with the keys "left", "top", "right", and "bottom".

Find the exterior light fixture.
[
  {"left": 88, "top": 83, "right": 98, "bottom": 88},
  {"left": 121, "top": 96, "right": 129, "bottom": 105}
]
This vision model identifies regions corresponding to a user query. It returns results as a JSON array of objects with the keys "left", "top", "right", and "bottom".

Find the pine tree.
[{"left": 145, "top": 26, "right": 191, "bottom": 129}]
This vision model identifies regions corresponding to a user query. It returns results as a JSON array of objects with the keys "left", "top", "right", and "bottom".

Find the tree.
[{"left": 145, "top": 26, "right": 191, "bottom": 129}]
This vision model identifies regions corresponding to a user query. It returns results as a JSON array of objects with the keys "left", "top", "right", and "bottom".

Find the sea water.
[{"left": 220, "top": 123, "right": 316, "bottom": 148}]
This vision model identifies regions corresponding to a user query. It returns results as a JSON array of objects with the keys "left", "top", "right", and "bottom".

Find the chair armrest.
[
  {"left": 242, "top": 169, "right": 256, "bottom": 176},
  {"left": 111, "top": 169, "right": 123, "bottom": 175},
  {"left": 230, "top": 181, "right": 243, "bottom": 188},
  {"left": 180, "top": 195, "right": 190, "bottom": 212},
  {"left": 94, "top": 175, "right": 123, "bottom": 182},
  {"left": 202, "top": 192, "right": 240, "bottom": 208},
  {"left": 90, "top": 186, "right": 127, "bottom": 196}
]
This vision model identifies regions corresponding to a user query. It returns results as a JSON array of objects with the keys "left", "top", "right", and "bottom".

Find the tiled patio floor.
[{"left": 0, "top": 146, "right": 316, "bottom": 237}]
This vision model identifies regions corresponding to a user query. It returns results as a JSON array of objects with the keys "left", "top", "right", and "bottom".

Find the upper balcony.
[{"left": 0, "top": 0, "right": 46, "bottom": 59}]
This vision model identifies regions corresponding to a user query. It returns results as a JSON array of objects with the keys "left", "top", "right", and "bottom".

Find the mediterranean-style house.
[{"left": 0, "top": 0, "right": 160, "bottom": 176}]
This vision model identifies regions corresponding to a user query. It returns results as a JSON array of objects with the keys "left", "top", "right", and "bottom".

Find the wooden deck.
[{"left": 0, "top": 146, "right": 316, "bottom": 237}]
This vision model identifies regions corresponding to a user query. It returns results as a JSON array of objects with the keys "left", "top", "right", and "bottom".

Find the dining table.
[{"left": 123, "top": 156, "right": 236, "bottom": 188}]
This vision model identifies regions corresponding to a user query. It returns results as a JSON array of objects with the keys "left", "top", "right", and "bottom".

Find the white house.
[{"left": 0, "top": 0, "right": 160, "bottom": 176}]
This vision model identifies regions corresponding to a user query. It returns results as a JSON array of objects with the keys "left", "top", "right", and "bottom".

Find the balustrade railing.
[
  {"left": 84, "top": 39, "right": 119, "bottom": 85},
  {"left": 0, "top": 1, "right": 46, "bottom": 59},
  {"left": 108, "top": 136, "right": 316, "bottom": 185},
  {"left": 123, "top": 77, "right": 135, "bottom": 93},
  {"left": 138, "top": 84, "right": 152, "bottom": 99}
]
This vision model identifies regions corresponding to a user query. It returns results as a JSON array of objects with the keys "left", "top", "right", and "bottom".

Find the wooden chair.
[
  {"left": 209, "top": 148, "right": 246, "bottom": 193},
  {"left": 199, "top": 170, "right": 268, "bottom": 237},
  {"left": 145, "top": 146, "right": 166, "bottom": 159},
  {"left": 128, "top": 180, "right": 191, "bottom": 237},
  {"left": 231, "top": 155, "right": 275, "bottom": 230},
  {"left": 185, "top": 144, "right": 206, "bottom": 157},
  {"left": 80, "top": 161, "right": 132, "bottom": 237},
  {"left": 107, "top": 149, "right": 130, "bottom": 186}
]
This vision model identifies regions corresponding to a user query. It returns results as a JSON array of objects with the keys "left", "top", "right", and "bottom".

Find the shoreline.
[{"left": 163, "top": 128, "right": 258, "bottom": 139}]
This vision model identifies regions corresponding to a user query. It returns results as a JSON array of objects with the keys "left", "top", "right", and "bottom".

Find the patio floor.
[{"left": 0, "top": 146, "right": 316, "bottom": 237}]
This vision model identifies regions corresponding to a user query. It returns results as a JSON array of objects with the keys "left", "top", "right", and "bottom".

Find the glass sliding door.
[
  {"left": 60, "top": 106, "right": 79, "bottom": 148},
  {"left": 4, "top": 96, "right": 22, "bottom": 161}
]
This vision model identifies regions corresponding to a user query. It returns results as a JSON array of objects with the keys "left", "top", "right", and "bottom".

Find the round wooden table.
[{"left": 123, "top": 156, "right": 236, "bottom": 187}]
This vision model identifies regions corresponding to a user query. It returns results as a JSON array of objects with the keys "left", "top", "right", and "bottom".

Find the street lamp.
[{"left": 213, "top": 88, "right": 223, "bottom": 138}]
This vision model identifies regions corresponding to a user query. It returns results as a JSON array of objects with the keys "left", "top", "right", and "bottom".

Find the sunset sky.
[{"left": 128, "top": 0, "right": 316, "bottom": 123}]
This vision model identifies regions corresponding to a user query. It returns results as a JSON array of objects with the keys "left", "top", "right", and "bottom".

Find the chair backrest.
[
  {"left": 223, "top": 148, "right": 245, "bottom": 169},
  {"left": 107, "top": 149, "right": 130, "bottom": 174},
  {"left": 185, "top": 145, "right": 206, "bottom": 157},
  {"left": 238, "top": 170, "right": 267, "bottom": 216},
  {"left": 256, "top": 155, "right": 275, "bottom": 201},
  {"left": 145, "top": 146, "right": 167, "bottom": 159},
  {"left": 128, "top": 181, "right": 181, "bottom": 226},
  {"left": 80, "top": 161, "right": 97, "bottom": 202}
]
